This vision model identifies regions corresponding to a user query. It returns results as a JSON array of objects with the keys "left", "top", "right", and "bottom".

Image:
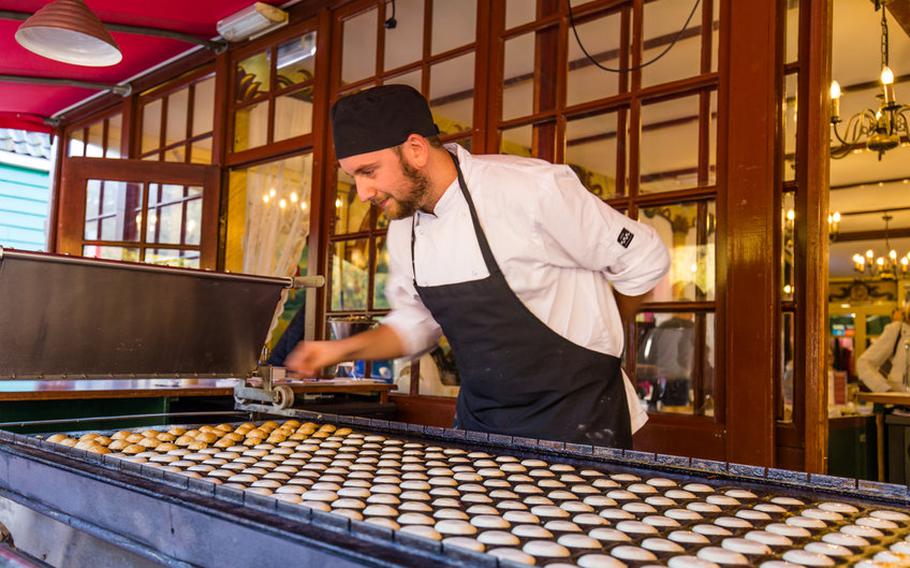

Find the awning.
[{"left": 0, "top": 1, "right": 285, "bottom": 132}]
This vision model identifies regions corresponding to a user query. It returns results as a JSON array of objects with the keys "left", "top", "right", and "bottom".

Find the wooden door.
[{"left": 57, "top": 158, "right": 221, "bottom": 269}]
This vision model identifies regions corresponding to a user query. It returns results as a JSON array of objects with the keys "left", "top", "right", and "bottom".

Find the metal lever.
[{"left": 292, "top": 276, "right": 325, "bottom": 289}]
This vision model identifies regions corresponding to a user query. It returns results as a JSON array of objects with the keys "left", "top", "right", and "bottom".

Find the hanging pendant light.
[{"left": 15, "top": 0, "right": 122, "bottom": 67}]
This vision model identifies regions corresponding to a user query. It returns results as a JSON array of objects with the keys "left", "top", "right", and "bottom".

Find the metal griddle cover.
[{"left": 0, "top": 250, "right": 288, "bottom": 379}]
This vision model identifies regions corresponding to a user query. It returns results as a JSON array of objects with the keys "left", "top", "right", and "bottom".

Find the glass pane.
[
  {"left": 81, "top": 245, "right": 140, "bottom": 263},
  {"left": 373, "top": 235, "right": 390, "bottom": 310},
  {"left": 189, "top": 136, "right": 213, "bottom": 165},
  {"left": 106, "top": 114, "right": 122, "bottom": 158},
  {"left": 635, "top": 311, "right": 715, "bottom": 416},
  {"left": 430, "top": 53, "right": 474, "bottom": 135},
  {"left": 185, "top": 197, "right": 202, "bottom": 246},
  {"left": 567, "top": 10, "right": 622, "bottom": 106},
  {"left": 233, "top": 101, "right": 269, "bottom": 152},
  {"left": 236, "top": 51, "right": 271, "bottom": 103},
  {"left": 342, "top": 8, "right": 378, "bottom": 84},
  {"left": 165, "top": 88, "right": 189, "bottom": 146},
  {"left": 500, "top": 124, "right": 533, "bottom": 156},
  {"left": 225, "top": 153, "right": 313, "bottom": 276},
  {"left": 192, "top": 76, "right": 215, "bottom": 136},
  {"left": 141, "top": 98, "right": 162, "bottom": 153},
  {"left": 163, "top": 144, "right": 186, "bottom": 163},
  {"left": 503, "top": 32, "right": 534, "bottom": 120},
  {"left": 506, "top": 0, "right": 536, "bottom": 29},
  {"left": 84, "top": 179, "right": 101, "bottom": 219},
  {"left": 639, "top": 94, "right": 701, "bottom": 193},
  {"left": 335, "top": 168, "right": 370, "bottom": 234},
  {"left": 68, "top": 130, "right": 84, "bottom": 157},
  {"left": 565, "top": 111, "right": 620, "bottom": 199},
  {"left": 639, "top": 200, "right": 716, "bottom": 302},
  {"left": 432, "top": 0, "right": 476, "bottom": 54},
  {"left": 782, "top": 191, "right": 795, "bottom": 301},
  {"left": 783, "top": 73, "right": 798, "bottom": 182},
  {"left": 85, "top": 120, "right": 104, "bottom": 158},
  {"left": 276, "top": 31, "right": 317, "bottom": 88},
  {"left": 274, "top": 88, "right": 314, "bottom": 142},
  {"left": 146, "top": 248, "right": 200, "bottom": 269},
  {"left": 781, "top": 311, "right": 795, "bottom": 422},
  {"left": 641, "top": 0, "right": 703, "bottom": 88},
  {"left": 786, "top": 0, "right": 800, "bottom": 64},
  {"left": 711, "top": 0, "right": 720, "bottom": 73},
  {"left": 84, "top": 181, "right": 142, "bottom": 242},
  {"left": 384, "top": 69, "right": 421, "bottom": 92},
  {"left": 384, "top": 0, "right": 424, "bottom": 70},
  {"left": 148, "top": 203, "right": 184, "bottom": 245},
  {"left": 331, "top": 238, "right": 370, "bottom": 310}
]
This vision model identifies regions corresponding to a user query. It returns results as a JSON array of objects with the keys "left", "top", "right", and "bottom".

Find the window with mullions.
[
  {"left": 139, "top": 73, "right": 215, "bottom": 164},
  {"left": 231, "top": 31, "right": 317, "bottom": 153},
  {"left": 82, "top": 181, "right": 203, "bottom": 268},
  {"left": 68, "top": 113, "right": 123, "bottom": 159},
  {"left": 494, "top": 0, "right": 721, "bottom": 417}
]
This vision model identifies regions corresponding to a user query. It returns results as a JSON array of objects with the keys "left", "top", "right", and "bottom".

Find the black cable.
[
  {"left": 385, "top": 0, "right": 398, "bottom": 29},
  {"left": 567, "top": 0, "right": 701, "bottom": 73}
]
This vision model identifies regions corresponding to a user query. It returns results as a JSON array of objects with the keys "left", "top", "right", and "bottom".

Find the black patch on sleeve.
[{"left": 617, "top": 228, "right": 635, "bottom": 248}]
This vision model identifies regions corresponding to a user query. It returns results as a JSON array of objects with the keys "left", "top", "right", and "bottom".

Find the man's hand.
[
  {"left": 284, "top": 324, "right": 408, "bottom": 376},
  {"left": 285, "top": 341, "right": 349, "bottom": 377}
]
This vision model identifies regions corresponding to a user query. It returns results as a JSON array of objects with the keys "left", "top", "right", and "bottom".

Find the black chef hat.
[{"left": 331, "top": 84, "right": 439, "bottom": 160}]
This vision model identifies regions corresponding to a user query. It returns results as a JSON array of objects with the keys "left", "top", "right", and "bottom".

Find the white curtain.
[{"left": 240, "top": 153, "right": 313, "bottom": 344}]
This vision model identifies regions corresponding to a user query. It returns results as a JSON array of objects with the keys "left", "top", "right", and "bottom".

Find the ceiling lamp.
[
  {"left": 217, "top": 3, "right": 289, "bottom": 43},
  {"left": 852, "top": 213, "right": 910, "bottom": 279},
  {"left": 829, "top": 0, "right": 908, "bottom": 160},
  {"left": 15, "top": 0, "right": 122, "bottom": 67}
]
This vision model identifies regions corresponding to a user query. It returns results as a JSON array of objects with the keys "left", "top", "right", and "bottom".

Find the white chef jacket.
[
  {"left": 382, "top": 144, "right": 671, "bottom": 432},
  {"left": 856, "top": 321, "right": 910, "bottom": 392}
]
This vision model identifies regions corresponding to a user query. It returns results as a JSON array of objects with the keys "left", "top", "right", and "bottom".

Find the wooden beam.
[
  {"left": 888, "top": 0, "right": 910, "bottom": 39},
  {"left": 833, "top": 227, "right": 910, "bottom": 242}
]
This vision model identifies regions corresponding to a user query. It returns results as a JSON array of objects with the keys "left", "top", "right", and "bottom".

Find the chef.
[{"left": 287, "top": 85, "right": 670, "bottom": 448}]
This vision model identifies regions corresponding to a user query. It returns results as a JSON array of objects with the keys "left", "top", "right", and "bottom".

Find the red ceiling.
[{"left": 0, "top": 0, "right": 285, "bottom": 132}]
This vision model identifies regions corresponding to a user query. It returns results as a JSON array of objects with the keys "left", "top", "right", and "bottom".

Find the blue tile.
[
  {"left": 512, "top": 436, "right": 539, "bottom": 449},
  {"left": 857, "top": 479, "right": 910, "bottom": 501},
  {"left": 444, "top": 429, "right": 467, "bottom": 440},
  {"left": 162, "top": 471, "right": 189, "bottom": 489},
  {"left": 691, "top": 458, "right": 727, "bottom": 474},
  {"left": 655, "top": 454, "right": 690, "bottom": 468},
  {"left": 624, "top": 450, "right": 657, "bottom": 464},
  {"left": 244, "top": 492, "right": 277, "bottom": 512},
  {"left": 394, "top": 530, "right": 443, "bottom": 554},
  {"left": 565, "top": 443, "right": 594, "bottom": 456},
  {"left": 466, "top": 431, "right": 489, "bottom": 443},
  {"left": 766, "top": 467, "right": 808, "bottom": 484},
  {"left": 369, "top": 419, "right": 390, "bottom": 430},
  {"left": 425, "top": 426, "right": 444, "bottom": 437},
  {"left": 728, "top": 463, "right": 766, "bottom": 479},
  {"left": 538, "top": 439, "right": 565, "bottom": 452},
  {"left": 593, "top": 446, "right": 624, "bottom": 461},
  {"left": 312, "top": 509, "right": 349, "bottom": 531},
  {"left": 808, "top": 473, "right": 857, "bottom": 491},
  {"left": 187, "top": 477, "right": 215, "bottom": 497},
  {"left": 488, "top": 433, "right": 513, "bottom": 447},
  {"left": 276, "top": 500, "right": 312, "bottom": 523},
  {"left": 350, "top": 519, "right": 393, "bottom": 541},
  {"left": 441, "top": 542, "right": 497, "bottom": 567},
  {"left": 215, "top": 485, "right": 244, "bottom": 505}
]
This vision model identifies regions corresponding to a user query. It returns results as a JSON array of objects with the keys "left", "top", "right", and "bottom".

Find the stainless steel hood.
[{"left": 0, "top": 249, "right": 291, "bottom": 380}]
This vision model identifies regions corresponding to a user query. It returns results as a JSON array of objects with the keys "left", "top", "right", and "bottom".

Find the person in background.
[
  {"left": 286, "top": 85, "right": 670, "bottom": 448},
  {"left": 856, "top": 307, "right": 910, "bottom": 393},
  {"left": 266, "top": 302, "right": 306, "bottom": 367}
]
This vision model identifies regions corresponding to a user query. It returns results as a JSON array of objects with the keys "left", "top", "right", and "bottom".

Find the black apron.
[{"left": 411, "top": 153, "right": 632, "bottom": 448}]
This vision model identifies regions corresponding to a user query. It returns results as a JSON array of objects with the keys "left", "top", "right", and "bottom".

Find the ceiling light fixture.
[
  {"left": 830, "top": 0, "right": 908, "bottom": 160},
  {"left": 217, "top": 2, "right": 289, "bottom": 43},
  {"left": 852, "top": 213, "right": 909, "bottom": 279},
  {"left": 15, "top": 0, "right": 122, "bottom": 67}
]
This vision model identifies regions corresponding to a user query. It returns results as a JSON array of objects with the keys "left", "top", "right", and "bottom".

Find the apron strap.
[{"left": 410, "top": 150, "right": 502, "bottom": 284}]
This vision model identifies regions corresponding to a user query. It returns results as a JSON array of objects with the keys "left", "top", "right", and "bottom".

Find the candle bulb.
[
  {"left": 830, "top": 81, "right": 841, "bottom": 120},
  {"left": 881, "top": 66, "right": 894, "bottom": 105}
]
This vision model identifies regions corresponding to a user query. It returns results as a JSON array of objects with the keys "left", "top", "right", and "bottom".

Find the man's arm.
[
  {"left": 614, "top": 290, "right": 651, "bottom": 328},
  {"left": 285, "top": 324, "right": 407, "bottom": 376}
]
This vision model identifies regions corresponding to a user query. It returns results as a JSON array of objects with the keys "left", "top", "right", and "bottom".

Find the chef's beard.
[{"left": 376, "top": 149, "right": 430, "bottom": 220}]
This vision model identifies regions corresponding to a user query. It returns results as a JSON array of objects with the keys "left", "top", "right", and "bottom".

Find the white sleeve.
[
  {"left": 534, "top": 166, "right": 670, "bottom": 296},
  {"left": 379, "top": 221, "right": 443, "bottom": 358},
  {"left": 856, "top": 321, "right": 898, "bottom": 393}
]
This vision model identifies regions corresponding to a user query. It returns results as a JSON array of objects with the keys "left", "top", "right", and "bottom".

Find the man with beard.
[{"left": 286, "top": 85, "right": 670, "bottom": 448}]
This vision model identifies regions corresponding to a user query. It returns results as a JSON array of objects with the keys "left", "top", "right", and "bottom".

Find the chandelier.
[
  {"left": 830, "top": 0, "right": 909, "bottom": 160},
  {"left": 852, "top": 213, "right": 910, "bottom": 279}
]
